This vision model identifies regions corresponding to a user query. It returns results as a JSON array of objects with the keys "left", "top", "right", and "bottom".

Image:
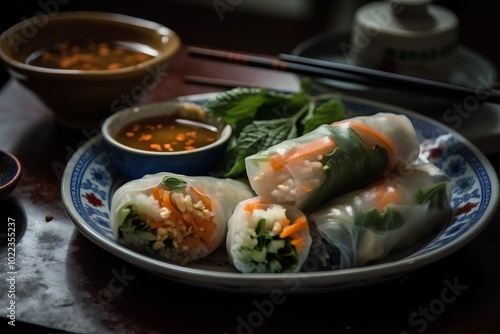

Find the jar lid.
[{"left": 354, "top": 0, "right": 458, "bottom": 38}]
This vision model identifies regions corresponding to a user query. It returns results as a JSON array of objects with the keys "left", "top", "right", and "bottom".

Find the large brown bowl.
[{"left": 0, "top": 11, "right": 181, "bottom": 128}]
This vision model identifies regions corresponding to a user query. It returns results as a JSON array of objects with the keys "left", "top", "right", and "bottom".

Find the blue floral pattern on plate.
[{"left": 61, "top": 95, "right": 499, "bottom": 293}]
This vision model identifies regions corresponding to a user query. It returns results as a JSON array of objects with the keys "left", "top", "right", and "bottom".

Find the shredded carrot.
[
  {"left": 189, "top": 186, "right": 213, "bottom": 211},
  {"left": 268, "top": 136, "right": 336, "bottom": 170},
  {"left": 182, "top": 235, "right": 201, "bottom": 249},
  {"left": 182, "top": 212, "right": 216, "bottom": 248},
  {"left": 279, "top": 215, "right": 308, "bottom": 239},
  {"left": 279, "top": 214, "right": 308, "bottom": 254},
  {"left": 337, "top": 120, "right": 395, "bottom": 157},
  {"left": 160, "top": 191, "right": 183, "bottom": 221},
  {"left": 150, "top": 187, "right": 160, "bottom": 200},
  {"left": 243, "top": 198, "right": 271, "bottom": 212},
  {"left": 369, "top": 179, "right": 402, "bottom": 210},
  {"left": 280, "top": 217, "right": 291, "bottom": 227},
  {"left": 290, "top": 232, "right": 305, "bottom": 253},
  {"left": 145, "top": 186, "right": 220, "bottom": 254},
  {"left": 300, "top": 185, "right": 313, "bottom": 192}
]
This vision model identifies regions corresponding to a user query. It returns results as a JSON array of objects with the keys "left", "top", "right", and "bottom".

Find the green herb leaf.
[
  {"left": 162, "top": 177, "right": 187, "bottom": 190},
  {"left": 118, "top": 207, "right": 150, "bottom": 238},
  {"left": 255, "top": 91, "right": 310, "bottom": 121},
  {"left": 300, "top": 77, "right": 311, "bottom": 92},
  {"left": 203, "top": 83, "right": 347, "bottom": 178},
  {"left": 302, "top": 99, "right": 346, "bottom": 134},
  {"left": 249, "top": 218, "right": 299, "bottom": 272},
  {"left": 255, "top": 219, "right": 269, "bottom": 251},
  {"left": 415, "top": 181, "right": 449, "bottom": 208},
  {"left": 301, "top": 126, "right": 389, "bottom": 211},
  {"left": 203, "top": 87, "right": 269, "bottom": 124},
  {"left": 355, "top": 207, "right": 405, "bottom": 231},
  {"left": 214, "top": 117, "right": 298, "bottom": 177}
]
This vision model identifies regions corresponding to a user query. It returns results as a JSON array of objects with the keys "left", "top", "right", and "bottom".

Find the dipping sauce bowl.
[
  {"left": 0, "top": 11, "right": 181, "bottom": 128},
  {"left": 101, "top": 100, "right": 231, "bottom": 179}
]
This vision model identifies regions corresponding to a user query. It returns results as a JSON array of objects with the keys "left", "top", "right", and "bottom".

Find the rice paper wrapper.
[
  {"left": 110, "top": 172, "right": 254, "bottom": 265},
  {"left": 245, "top": 113, "right": 420, "bottom": 211},
  {"left": 308, "top": 162, "right": 453, "bottom": 269},
  {"left": 226, "top": 197, "right": 312, "bottom": 273}
]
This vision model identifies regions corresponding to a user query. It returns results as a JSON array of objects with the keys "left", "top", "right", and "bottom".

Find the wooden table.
[{"left": 1, "top": 45, "right": 500, "bottom": 334}]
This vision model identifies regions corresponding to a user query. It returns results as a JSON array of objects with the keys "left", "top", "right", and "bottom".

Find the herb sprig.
[{"left": 204, "top": 80, "right": 346, "bottom": 177}]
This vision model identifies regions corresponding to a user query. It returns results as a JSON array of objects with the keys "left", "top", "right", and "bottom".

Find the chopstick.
[
  {"left": 188, "top": 46, "right": 394, "bottom": 90},
  {"left": 188, "top": 46, "right": 500, "bottom": 104},
  {"left": 279, "top": 53, "right": 500, "bottom": 103}
]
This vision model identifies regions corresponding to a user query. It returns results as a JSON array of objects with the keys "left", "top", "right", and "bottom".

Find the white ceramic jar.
[{"left": 348, "top": 0, "right": 459, "bottom": 82}]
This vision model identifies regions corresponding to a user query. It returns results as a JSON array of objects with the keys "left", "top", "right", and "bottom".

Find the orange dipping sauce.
[
  {"left": 25, "top": 38, "right": 157, "bottom": 70},
  {"left": 114, "top": 116, "right": 220, "bottom": 152}
]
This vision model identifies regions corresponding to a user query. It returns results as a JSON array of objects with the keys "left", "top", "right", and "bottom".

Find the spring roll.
[
  {"left": 226, "top": 197, "right": 312, "bottom": 273},
  {"left": 110, "top": 172, "right": 254, "bottom": 265},
  {"left": 245, "top": 112, "right": 420, "bottom": 211},
  {"left": 308, "top": 162, "right": 452, "bottom": 269}
]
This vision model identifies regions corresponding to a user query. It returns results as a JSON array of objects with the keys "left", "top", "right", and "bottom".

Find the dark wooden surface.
[{"left": 1, "top": 2, "right": 500, "bottom": 334}]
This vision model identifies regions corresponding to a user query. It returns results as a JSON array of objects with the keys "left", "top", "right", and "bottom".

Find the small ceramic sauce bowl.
[
  {"left": 101, "top": 100, "right": 231, "bottom": 179},
  {"left": 0, "top": 11, "right": 181, "bottom": 128},
  {"left": 0, "top": 151, "right": 22, "bottom": 201}
]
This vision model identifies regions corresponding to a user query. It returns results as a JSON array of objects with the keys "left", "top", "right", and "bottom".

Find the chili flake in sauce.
[{"left": 114, "top": 116, "right": 219, "bottom": 152}]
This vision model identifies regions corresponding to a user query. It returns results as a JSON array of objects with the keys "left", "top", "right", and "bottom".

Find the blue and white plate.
[{"left": 61, "top": 93, "right": 499, "bottom": 293}]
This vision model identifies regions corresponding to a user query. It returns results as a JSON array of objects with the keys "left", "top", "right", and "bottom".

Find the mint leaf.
[
  {"left": 302, "top": 99, "right": 346, "bottom": 134},
  {"left": 203, "top": 87, "right": 268, "bottom": 124},
  {"left": 214, "top": 117, "right": 297, "bottom": 177},
  {"left": 203, "top": 83, "right": 347, "bottom": 178}
]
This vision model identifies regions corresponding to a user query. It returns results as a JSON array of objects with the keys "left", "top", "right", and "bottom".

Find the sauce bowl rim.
[
  {"left": 101, "top": 101, "right": 232, "bottom": 157},
  {"left": 0, "top": 11, "right": 181, "bottom": 77}
]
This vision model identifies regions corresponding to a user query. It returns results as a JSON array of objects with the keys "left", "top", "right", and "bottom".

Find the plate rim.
[{"left": 61, "top": 93, "right": 500, "bottom": 293}]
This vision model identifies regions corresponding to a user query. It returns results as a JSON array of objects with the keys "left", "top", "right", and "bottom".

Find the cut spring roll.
[
  {"left": 226, "top": 197, "right": 312, "bottom": 273},
  {"left": 110, "top": 172, "right": 254, "bottom": 265},
  {"left": 308, "top": 162, "right": 453, "bottom": 269},
  {"left": 246, "top": 112, "right": 420, "bottom": 211}
]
